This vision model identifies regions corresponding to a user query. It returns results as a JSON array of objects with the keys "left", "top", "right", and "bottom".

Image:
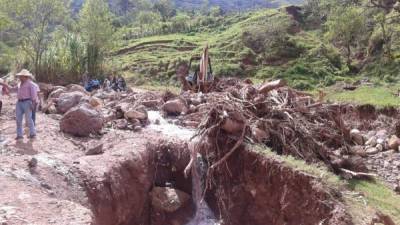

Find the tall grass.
[{"left": 39, "top": 32, "right": 86, "bottom": 83}]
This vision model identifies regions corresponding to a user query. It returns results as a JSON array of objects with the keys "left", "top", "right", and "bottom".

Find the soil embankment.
[{"left": 0, "top": 93, "right": 352, "bottom": 225}]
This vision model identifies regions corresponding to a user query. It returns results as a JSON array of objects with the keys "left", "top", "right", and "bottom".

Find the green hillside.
[{"left": 110, "top": 5, "right": 400, "bottom": 90}]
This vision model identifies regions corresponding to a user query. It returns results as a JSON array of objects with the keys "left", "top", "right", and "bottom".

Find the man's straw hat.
[{"left": 16, "top": 69, "right": 34, "bottom": 79}]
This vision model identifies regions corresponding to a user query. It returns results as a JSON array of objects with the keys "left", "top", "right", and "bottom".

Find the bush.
[
  {"left": 214, "top": 63, "right": 244, "bottom": 77},
  {"left": 292, "top": 80, "right": 313, "bottom": 90}
]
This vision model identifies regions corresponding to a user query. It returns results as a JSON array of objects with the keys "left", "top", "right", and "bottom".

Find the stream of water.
[
  {"left": 147, "top": 111, "right": 220, "bottom": 225},
  {"left": 147, "top": 111, "right": 195, "bottom": 140},
  {"left": 187, "top": 154, "right": 221, "bottom": 225}
]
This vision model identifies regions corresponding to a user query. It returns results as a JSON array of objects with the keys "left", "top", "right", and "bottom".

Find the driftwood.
[
  {"left": 340, "top": 168, "right": 377, "bottom": 180},
  {"left": 178, "top": 78, "right": 370, "bottom": 179},
  {"left": 258, "top": 79, "right": 287, "bottom": 94}
]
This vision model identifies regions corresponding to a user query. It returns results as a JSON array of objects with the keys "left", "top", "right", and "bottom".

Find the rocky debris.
[
  {"left": 161, "top": 99, "right": 188, "bottom": 115},
  {"left": 365, "top": 136, "right": 377, "bottom": 147},
  {"left": 388, "top": 135, "right": 400, "bottom": 150},
  {"left": 350, "top": 129, "right": 364, "bottom": 145},
  {"left": 42, "top": 102, "right": 57, "bottom": 114},
  {"left": 366, "top": 147, "right": 380, "bottom": 155},
  {"left": 150, "top": 187, "right": 190, "bottom": 213},
  {"left": 66, "top": 84, "right": 88, "bottom": 95},
  {"left": 85, "top": 143, "right": 104, "bottom": 155},
  {"left": 367, "top": 150, "right": 400, "bottom": 188},
  {"left": 125, "top": 108, "right": 148, "bottom": 122},
  {"left": 28, "top": 157, "right": 38, "bottom": 168},
  {"left": 89, "top": 97, "right": 103, "bottom": 109},
  {"left": 60, "top": 103, "right": 103, "bottom": 137},
  {"left": 48, "top": 88, "right": 66, "bottom": 99},
  {"left": 113, "top": 119, "right": 130, "bottom": 130},
  {"left": 56, "top": 91, "right": 87, "bottom": 114}
]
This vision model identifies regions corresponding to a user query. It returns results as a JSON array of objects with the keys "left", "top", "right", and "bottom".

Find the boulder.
[
  {"left": 60, "top": 103, "right": 103, "bottom": 137},
  {"left": 114, "top": 119, "right": 129, "bottom": 130},
  {"left": 150, "top": 187, "right": 190, "bottom": 213},
  {"left": 376, "top": 129, "right": 388, "bottom": 139},
  {"left": 56, "top": 91, "right": 86, "bottom": 114},
  {"left": 89, "top": 97, "right": 103, "bottom": 108},
  {"left": 42, "top": 101, "right": 57, "bottom": 114},
  {"left": 48, "top": 88, "right": 66, "bottom": 99},
  {"left": 66, "top": 84, "right": 88, "bottom": 94},
  {"left": 124, "top": 109, "right": 148, "bottom": 121},
  {"left": 38, "top": 83, "right": 54, "bottom": 98},
  {"left": 388, "top": 135, "right": 400, "bottom": 150},
  {"left": 141, "top": 100, "right": 160, "bottom": 108},
  {"left": 161, "top": 99, "right": 188, "bottom": 115},
  {"left": 85, "top": 143, "right": 104, "bottom": 156},
  {"left": 350, "top": 129, "right": 364, "bottom": 145},
  {"left": 350, "top": 146, "right": 367, "bottom": 157},
  {"left": 365, "top": 136, "right": 377, "bottom": 147},
  {"left": 366, "top": 147, "right": 379, "bottom": 155},
  {"left": 116, "top": 102, "right": 130, "bottom": 114},
  {"left": 376, "top": 144, "right": 384, "bottom": 152},
  {"left": 365, "top": 131, "right": 377, "bottom": 140}
]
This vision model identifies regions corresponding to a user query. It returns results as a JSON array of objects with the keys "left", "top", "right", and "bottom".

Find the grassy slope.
[
  {"left": 255, "top": 146, "right": 400, "bottom": 224},
  {"left": 110, "top": 9, "right": 342, "bottom": 88},
  {"left": 327, "top": 85, "right": 400, "bottom": 107},
  {"left": 112, "top": 8, "right": 400, "bottom": 107}
]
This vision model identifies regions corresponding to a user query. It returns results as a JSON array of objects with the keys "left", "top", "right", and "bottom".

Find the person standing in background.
[
  {"left": 0, "top": 78, "right": 10, "bottom": 114},
  {"left": 3, "top": 69, "right": 39, "bottom": 140}
]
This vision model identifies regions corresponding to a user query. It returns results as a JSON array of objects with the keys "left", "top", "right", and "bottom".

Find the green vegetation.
[
  {"left": 327, "top": 86, "right": 400, "bottom": 107},
  {"left": 254, "top": 145, "right": 342, "bottom": 187},
  {"left": 1, "top": 0, "right": 400, "bottom": 96},
  {"left": 348, "top": 180, "right": 400, "bottom": 223}
]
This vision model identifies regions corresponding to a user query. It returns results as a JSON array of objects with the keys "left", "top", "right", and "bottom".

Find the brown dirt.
[{"left": 0, "top": 91, "right": 360, "bottom": 225}]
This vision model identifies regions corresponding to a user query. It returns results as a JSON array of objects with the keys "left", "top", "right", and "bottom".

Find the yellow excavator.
[{"left": 177, "top": 45, "right": 215, "bottom": 93}]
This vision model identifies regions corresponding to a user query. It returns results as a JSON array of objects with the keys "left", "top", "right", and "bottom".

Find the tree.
[
  {"left": 171, "top": 14, "right": 190, "bottom": 32},
  {"left": 137, "top": 11, "right": 161, "bottom": 33},
  {"left": 79, "top": 0, "right": 113, "bottom": 76},
  {"left": 210, "top": 6, "right": 223, "bottom": 17},
  {"left": 325, "top": 7, "right": 366, "bottom": 68},
  {"left": 153, "top": 0, "right": 176, "bottom": 21},
  {"left": 0, "top": 0, "right": 67, "bottom": 77}
]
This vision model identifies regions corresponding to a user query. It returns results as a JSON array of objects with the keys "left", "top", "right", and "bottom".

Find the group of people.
[
  {"left": 84, "top": 75, "right": 126, "bottom": 92},
  {"left": 0, "top": 69, "right": 40, "bottom": 140},
  {"left": 103, "top": 75, "right": 127, "bottom": 92}
]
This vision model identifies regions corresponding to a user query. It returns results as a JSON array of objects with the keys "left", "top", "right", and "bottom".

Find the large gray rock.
[
  {"left": 60, "top": 103, "right": 103, "bottom": 137},
  {"left": 56, "top": 91, "right": 86, "bottom": 114},
  {"left": 150, "top": 187, "right": 190, "bottom": 213},
  {"left": 48, "top": 88, "right": 66, "bottom": 99},
  {"left": 161, "top": 99, "right": 188, "bottom": 115},
  {"left": 66, "top": 84, "right": 88, "bottom": 95}
]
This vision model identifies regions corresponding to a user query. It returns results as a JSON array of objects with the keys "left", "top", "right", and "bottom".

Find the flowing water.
[
  {"left": 147, "top": 111, "right": 220, "bottom": 225},
  {"left": 187, "top": 154, "right": 221, "bottom": 225},
  {"left": 147, "top": 111, "right": 195, "bottom": 140}
]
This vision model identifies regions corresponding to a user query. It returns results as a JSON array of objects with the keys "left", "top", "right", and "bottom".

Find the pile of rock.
[
  {"left": 42, "top": 83, "right": 183, "bottom": 137},
  {"left": 350, "top": 129, "right": 400, "bottom": 157}
]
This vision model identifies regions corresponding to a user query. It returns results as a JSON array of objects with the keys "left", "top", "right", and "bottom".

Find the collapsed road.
[{"left": 0, "top": 78, "right": 399, "bottom": 224}]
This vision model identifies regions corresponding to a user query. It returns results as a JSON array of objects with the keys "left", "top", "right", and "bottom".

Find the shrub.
[{"left": 214, "top": 63, "right": 244, "bottom": 77}]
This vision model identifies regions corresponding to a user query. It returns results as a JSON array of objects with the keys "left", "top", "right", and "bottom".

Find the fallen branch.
[{"left": 340, "top": 168, "right": 377, "bottom": 179}]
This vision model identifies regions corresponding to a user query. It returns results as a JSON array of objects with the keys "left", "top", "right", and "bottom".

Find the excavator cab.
[
  {"left": 186, "top": 56, "right": 213, "bottom": 86},
  {"left": 179, "top": 44, "right": 214, "bottom": 93}
]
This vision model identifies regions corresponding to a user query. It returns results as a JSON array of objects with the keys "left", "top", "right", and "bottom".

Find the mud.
[{"left": 0, "top": 94, "right": 354, "bottom": 225}]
